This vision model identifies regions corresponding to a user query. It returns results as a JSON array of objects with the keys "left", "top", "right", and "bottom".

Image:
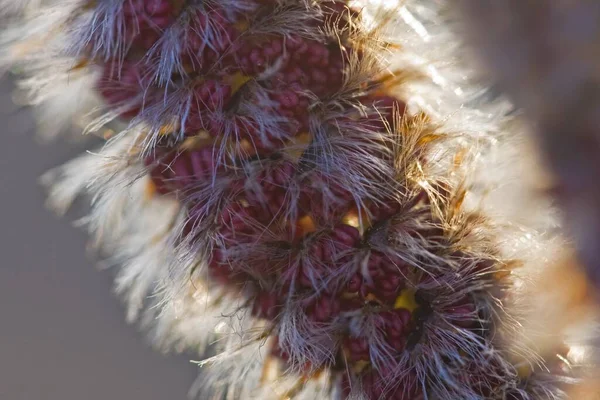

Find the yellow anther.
[
  {"left": 516, "top": 363, "right": 532, "bottom": 379},
  {"left": 352, "top": 360, "right": 370, "bottom": 373},
  {"left": 179, "top": 132, "right": 212, "bottom": 151},
  {"left": 69, "top": 58, "right": 89, "bottom": 72},
  {"left": 342, "top": 206, "right": 370, "bottom": 235},
  {"left": 144, "top": 180, "right": 157, "bottom": 200},
  {"left": 238, "top": 139, "right": 255, "bottom": 154},
  {"left": 287, "top": 132, "right": 312, "bottom": 160},
  {"left": 239, "top": 199, "right": 250, "bottom": 208},
  {"left": 102, "top": 129, "right": 115, "bottom": 140},
  {"left": 234, "top": 19, "right": 250, "bottom": 32},
  {"left": 229, "top": 72, "right": 252, "bottom": 95},
  {"left": 293, "top": 132, "right": 312, "bottom": 145},
  {"left": 296, "top": 215, "right": 316, "bottom": 238},
  {"left": 504, "top": 259, "right": 524, "bottom": 270},
  {"left": 260, "top": 357, "right": 280, "bottom": 384},
  {"left": 453, "top": 148, "right": 466, "bottom": 168},
  {"left": 494, "top": 269, "right": 511, "bottom": 280},
  {"left": 158, "top": 122, "right": 178, "bottom": 136},
  {"left": 394, "top": 288, "right": 418, "bottom": 312},
  {"left": 364, "top": 293, "right": 379, "bottom": 303},
  {"left": 342, "top": 213, "right": 360, "bottom": 229}
]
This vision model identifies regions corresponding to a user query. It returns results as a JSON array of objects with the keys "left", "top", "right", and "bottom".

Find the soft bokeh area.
[{"left": 0, "top": 79, "right": 197, "bottom": 400}]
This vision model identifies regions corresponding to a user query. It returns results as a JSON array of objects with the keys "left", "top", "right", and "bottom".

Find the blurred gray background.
[{"left": 0, "top": 79, "right": 197, "bottom": 400}]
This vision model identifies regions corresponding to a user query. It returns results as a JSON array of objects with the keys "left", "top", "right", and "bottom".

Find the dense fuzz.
[{"left": 1, "top": 0, "right": 596, "bottom": 399}]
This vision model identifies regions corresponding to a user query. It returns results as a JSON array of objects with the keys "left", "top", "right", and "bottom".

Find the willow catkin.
[{"left": 1, "top": 1, "right": 596, "bottom": 399}]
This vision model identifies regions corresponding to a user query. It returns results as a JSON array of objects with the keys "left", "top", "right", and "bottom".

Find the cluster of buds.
[{"left": 1, "top": 0, "right": 595, "bottom": 399}]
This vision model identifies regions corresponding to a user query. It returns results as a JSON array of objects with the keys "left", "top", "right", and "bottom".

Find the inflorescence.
[{"left": 1, "top": 0, "right": 586, "bottom": 399}]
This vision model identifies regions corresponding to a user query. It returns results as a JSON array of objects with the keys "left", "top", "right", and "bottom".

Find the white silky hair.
[{"left": 0, "top": 0, "right": 41, "bottom": 16}]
